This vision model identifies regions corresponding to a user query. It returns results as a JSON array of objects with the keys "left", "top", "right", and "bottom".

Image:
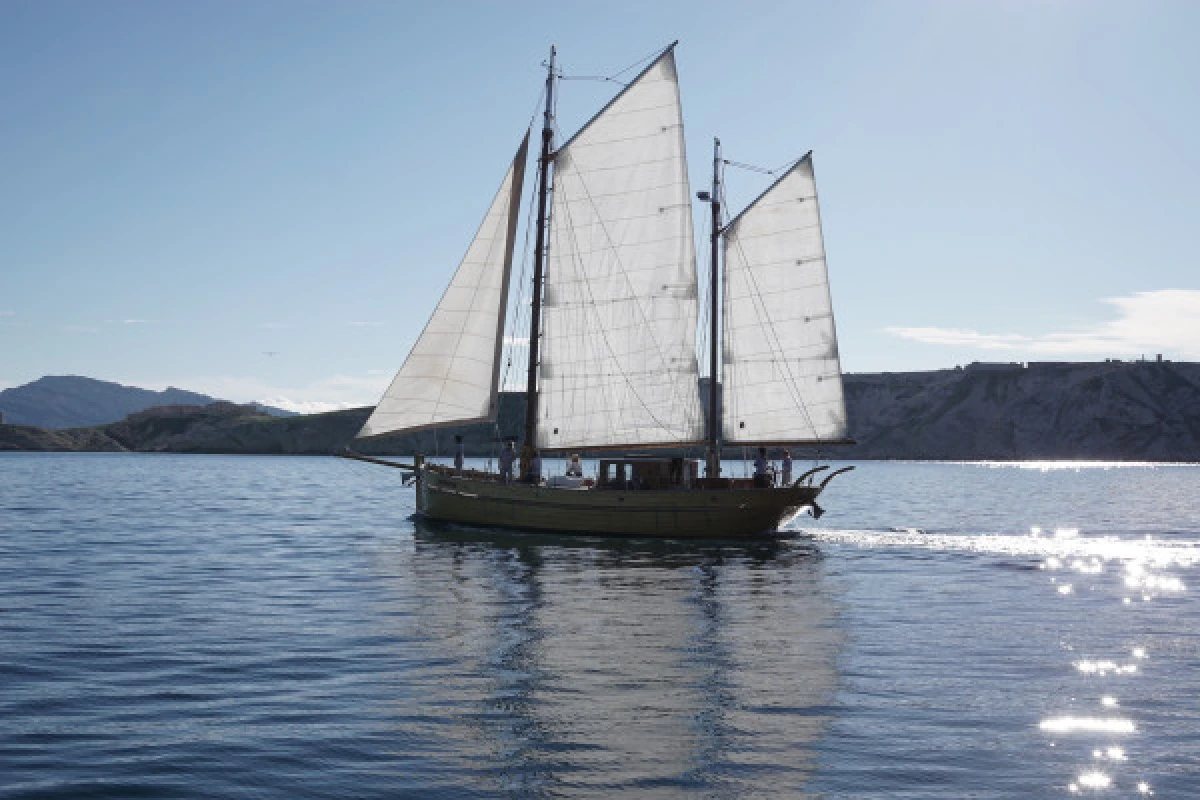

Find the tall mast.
[
  {"left": 522, "top": 45, "right": 556, "bottom": 478},
  {"left": 706, "top": 137, "right": 722, "bottom": 478}
]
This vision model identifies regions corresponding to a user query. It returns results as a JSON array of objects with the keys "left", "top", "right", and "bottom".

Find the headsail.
[
  {"left": 537, "top": 46, "right": 704, "bottom": 450},
  {"left": 358, "top": 133, "right": 529, "bottom": 438},
  {"left": 721, "top": 154, "right": 848, "bottom": 444}
]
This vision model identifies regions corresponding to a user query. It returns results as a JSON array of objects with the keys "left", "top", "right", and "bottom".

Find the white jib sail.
[
  {"left": 358, "top": 133, "right": 529, "bottom": 438},
  {"left": 538, "top": 47, "right": 704, "bottom": 450},
  {"left": 721, "top": 154, "right": 848, "bottom": 444}
]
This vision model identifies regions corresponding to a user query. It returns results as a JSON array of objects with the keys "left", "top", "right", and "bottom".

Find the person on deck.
[
  {"left": 566, "top": 454, "right": 583, "bottom": 477},
  {"left": 781, "top": 450, "right": 793, "bottom": 486},
  {"left": 753, "top": 447, "right": 771, "bottom": 488},
  {"left": 499, "top": 440, "right": 515, "bottom": 483},
  {"left": 453, "top": 435, "right": 465, "bottom": 474},
  {"left": 529, "top": 450, "right": 543, "bottom": 483}
]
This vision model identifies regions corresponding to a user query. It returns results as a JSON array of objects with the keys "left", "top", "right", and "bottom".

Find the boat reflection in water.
[{"left": 384, "top": 520, "right": 842, "bottom": 797}]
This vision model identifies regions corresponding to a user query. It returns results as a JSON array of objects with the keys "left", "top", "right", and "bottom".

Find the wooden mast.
[
  {"left": 521, "top": 45, "right": 556, "bottom": 480},
  {"left": 706, "top": 137, "right": 722, "bottom": 478}
]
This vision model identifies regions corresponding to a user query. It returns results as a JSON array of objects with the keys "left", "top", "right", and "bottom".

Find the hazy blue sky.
[{"left": 2, "top": 1, "right": 1197, "bottom": 410}]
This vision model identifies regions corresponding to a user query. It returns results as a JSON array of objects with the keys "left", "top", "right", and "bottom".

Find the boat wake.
[{"left": 791, "top": 526, "right": 1200, "bottom": 569}]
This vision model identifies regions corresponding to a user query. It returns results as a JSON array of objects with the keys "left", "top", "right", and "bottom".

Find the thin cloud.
[
  {"left": 887, "top": 289, "right": 1200, "bottom": 359},
  {"left": 886, "top": 327, "right": 1030, "bottom": 349}
]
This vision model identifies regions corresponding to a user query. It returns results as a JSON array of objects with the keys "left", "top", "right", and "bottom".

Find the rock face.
[
  {"left": 2, "top": 362, "right": 1198, "bottom": 460},
  {"left": 0, "top": 376, "right": 295, "bottom": 429},
  {"left": 840, "top": 361, "right": 1200, "bottom": 461}
]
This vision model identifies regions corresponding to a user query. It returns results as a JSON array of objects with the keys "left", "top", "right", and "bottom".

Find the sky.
[{"left": 2, "top": 1, "right": 1198, "bottom": 411}]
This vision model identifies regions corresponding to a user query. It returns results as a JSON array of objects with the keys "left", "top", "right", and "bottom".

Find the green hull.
[{"left": 415, "top": 466, "right": 822, "bottom": 538}]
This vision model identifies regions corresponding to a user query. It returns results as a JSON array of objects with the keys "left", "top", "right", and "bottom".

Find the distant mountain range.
[
  {"left": 2, "top": 361, "right": 1199, "bottom": 461},
  {"left": 0, "top": 376, "right": 295, "bottom": 428}
]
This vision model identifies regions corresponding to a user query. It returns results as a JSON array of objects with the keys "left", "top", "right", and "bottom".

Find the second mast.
[{"left": 521, "top": 45, "right": 556, "bottom": 479}]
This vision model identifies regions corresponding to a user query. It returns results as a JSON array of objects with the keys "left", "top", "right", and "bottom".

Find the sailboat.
[{"left": 350, "top": 42, "right": 854, "bottom": 538}]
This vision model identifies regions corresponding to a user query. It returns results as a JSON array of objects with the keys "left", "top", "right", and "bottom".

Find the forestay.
[
  {"left": 721, "top": 154, "right": 848, "bottom": 444},
  {"left": 358, "top": 133, "right": 529, "bottom": 438},
  {"left": 538, "top": 47, "right": 704, "bottom": 449}
]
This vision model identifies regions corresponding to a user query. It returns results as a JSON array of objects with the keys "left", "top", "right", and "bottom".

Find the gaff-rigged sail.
[
  {"left": 537, "top": 47, "right": 704, "bottom": 450},
  {"left": 721, "top": 154, "right": 848, "bottom": 444},
  {"left": 358, "top": 133, "right": 529, "bottom": 438}
]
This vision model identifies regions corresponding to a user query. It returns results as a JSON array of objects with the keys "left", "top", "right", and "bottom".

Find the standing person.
[
  {"left": 453, "top": 434, "right": 465, "bottom": 474},
  {"left": 499, "top": 440, "right": 515, "bottom": 483},
  {"left": 566, "top": 454, "right": 583, "bottom": 477},
  {"left": 753, "top": 447, "right": 770, "bottom": 488},
  {"left": 529, "top": 449, "right": 543, "bottom": 483},
  {"left": 781, "top": 450, "right": 793, "bottom": 486}
]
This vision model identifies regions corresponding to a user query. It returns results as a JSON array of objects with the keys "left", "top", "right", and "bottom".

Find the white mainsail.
[
  {"left": 358, "top": 133, "right": 529, "bottom": 438},
  {"left": 537, "top": 47, "right": 704, "bottom": 450},
  {"left": 721, "top": 154, "right": 848, "bottom": 444}
]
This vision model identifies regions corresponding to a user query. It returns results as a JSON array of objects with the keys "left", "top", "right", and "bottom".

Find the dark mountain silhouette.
[
  {"left": 0, "top": 376, "right": 294, "bottom": 428},
  {"left": 2, "top": 361, "right": 1198, "bottom": 460}
]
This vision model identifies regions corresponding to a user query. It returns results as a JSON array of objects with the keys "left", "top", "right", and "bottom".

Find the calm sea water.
[{"left": 2, "top": 454, "right": 1198, "bottom": 798}]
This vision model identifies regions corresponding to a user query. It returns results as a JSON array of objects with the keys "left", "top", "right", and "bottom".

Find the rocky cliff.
[
  {"left": 3, "top": 361, "right": 1198, "bottom": 461},
  {"left": 839, "top": 360, "right": 1200, "bottom": 460}
]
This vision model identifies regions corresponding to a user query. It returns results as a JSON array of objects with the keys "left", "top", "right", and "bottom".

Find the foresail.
[
  {"left": 721, "top": 154, "right": 848, "bottom": 444},
  {"left": 538, "top": 47, "right": 704, "bottom": 450},
  {"left": 358, "top": 133, "right": 529, "bottom": 438}
]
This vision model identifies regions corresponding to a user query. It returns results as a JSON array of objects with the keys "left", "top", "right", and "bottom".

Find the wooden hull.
[{"left": 414, "top": 467, "right": 822, "bottom": 538}]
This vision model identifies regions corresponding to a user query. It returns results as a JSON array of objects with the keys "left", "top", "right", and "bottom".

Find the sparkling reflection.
[
  {"left": 1092, "top": 746, "right": 1125, "bottom": 761},
  {"left": 1074, "top": 659, "right": 1138, "bottom": 676},
  {"left": 1039, "top": 717, "right": 1136, "bottom": 734},
  {"left": 790, "top": 479, "right": 1200, "bottom": 796},
  {"left": 1077, "top": 770, "right": 1111, "bottom": 788}
]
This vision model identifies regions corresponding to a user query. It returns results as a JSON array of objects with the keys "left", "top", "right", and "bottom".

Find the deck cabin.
[{"left": 597, "top": 456, "right": 700, "bottom": 490}]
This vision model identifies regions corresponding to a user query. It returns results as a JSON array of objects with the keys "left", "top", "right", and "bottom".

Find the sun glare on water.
[{"left": 1039, "top": 717, "right": 1136, "bottom": 735}]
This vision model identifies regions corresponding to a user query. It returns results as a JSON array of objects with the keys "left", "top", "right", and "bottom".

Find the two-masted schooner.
[{"left": 350, "top": 43, "right": 854, "bottom": 538}]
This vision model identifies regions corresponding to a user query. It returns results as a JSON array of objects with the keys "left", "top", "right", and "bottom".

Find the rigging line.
[
  {"left": 718, "top": 157, "right": 736, "bottom": 438},
  {"left": 526, "top": 85, "right": 547, "bottom": 131},
  {"left": 558, "top": 143, "right": 701, "bottom": 437},
  {"left": 723, "top": 158, "right": 776, "bottom": 176},
  {"left": 558, "top": 75, "right": 628, "bottom": 87},
  {"left": 505, "top": 185, "right": 533, "bottom": 381},
  {"left": 691, "top": 201, "right": 712, "bottom": 422},
  {"left": 497, "top": 83, "right": 546, "bottom": 398},
  {"left": 722, "top": 156, "right": 802, "bottom": 176},
  {"left": 502, "top": 146, "right": 541, "bottom": 395},
  {"left": 723, "top": 182, "right": 823, "bottom": 443},
  {"left": 558, "top": 42, "right": 672, "bottom": 87},
  {"left": 696, "top": 188, "right": 713, "bottom": 374}
]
